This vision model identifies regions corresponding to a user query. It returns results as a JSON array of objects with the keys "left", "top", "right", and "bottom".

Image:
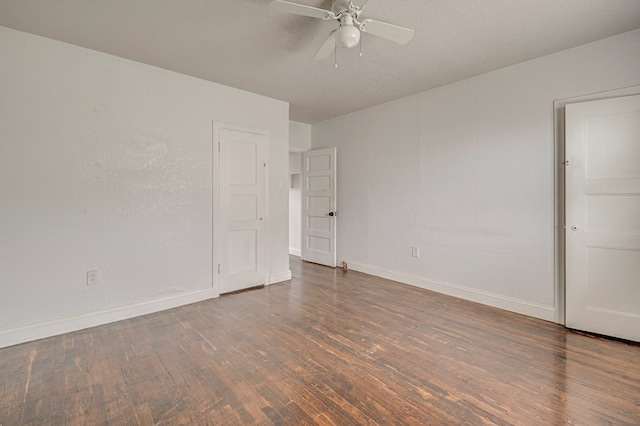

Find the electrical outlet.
[
  {"left": 87, "top": 270, "right": 99, "bottom": 286},
  {"left": 411, "top": 247, "right": 420, "bottom": 258}
]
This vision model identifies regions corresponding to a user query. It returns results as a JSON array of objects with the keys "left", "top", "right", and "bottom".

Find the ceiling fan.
[{"left": 268, "top": 0, "right": 415, "bottom": 60}]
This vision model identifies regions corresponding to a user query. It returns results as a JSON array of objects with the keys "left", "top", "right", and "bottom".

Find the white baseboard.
[
  {"left": 343, "top": 260, "right": 556, "bottom": 322},
  {"left": 269, "top": 270, "right": 292, "bottom": 284},
  {"left": 0, "top": 288, "right": 217, "bottom": 349},
  {"left": 289, "top": 248, "right": 301, "bottom": 257}
]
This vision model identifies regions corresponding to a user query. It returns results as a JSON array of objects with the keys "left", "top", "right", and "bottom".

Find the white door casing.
[
  {"left": 215, "top": 122, "right": 268, "bottom": 294},
  {"left": 302, "top": 148, "right": 337, "bottom": 267},
  {"left": 565, "top": 94, "right": 640, "bottom": 342}
]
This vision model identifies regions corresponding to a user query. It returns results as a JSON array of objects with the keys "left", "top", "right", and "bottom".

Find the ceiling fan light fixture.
[{"left": 336, "top": 24, "right": 360, "bottom": 48}]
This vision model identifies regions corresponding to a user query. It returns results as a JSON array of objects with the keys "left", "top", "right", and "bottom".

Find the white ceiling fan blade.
[
  {"left": 361, "top": 19, "right": 415, "bottom": 44},
  {"left": 350, "top": 0, "right": 370, "bottom": 7},
  {"left": 314, "top": 30, "right": 337, "bottom": 60},
  {"left": 268, "top": 0, "right": 333, "bottom": 19}
]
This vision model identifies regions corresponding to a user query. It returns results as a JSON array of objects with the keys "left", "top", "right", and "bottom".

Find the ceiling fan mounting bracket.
[{"left": 331, "top": 0, "right": 361, "bottom": 18}]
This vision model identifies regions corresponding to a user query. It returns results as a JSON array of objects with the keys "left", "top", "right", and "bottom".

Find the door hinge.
[
  {"left": 217, "top": 264, "right": 221, "bottom": 274},
  {"left": 218, "top": 142, "right": 221, "bottom": 152}
]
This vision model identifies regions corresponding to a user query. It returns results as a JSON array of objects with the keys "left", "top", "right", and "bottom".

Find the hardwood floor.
[{"left": 1, "top": 257, "right": 639, "bottom": 425}]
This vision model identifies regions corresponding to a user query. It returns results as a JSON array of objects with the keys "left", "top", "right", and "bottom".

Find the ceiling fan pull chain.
[
  {"left": 335, "top": 46, "right": 338, "bottom": 68},
  {"left": 360, "top": 37, "right": 363, "bottom": 58}
]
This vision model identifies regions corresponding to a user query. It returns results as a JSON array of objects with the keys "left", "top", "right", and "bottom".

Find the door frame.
[
  {"left": 288, "top": 148, "right": 307, "bottom": 257},
  {"left": 213, "top": 121, "right": 270, "bottom": 296},
  {"left": 290, "top": 145, "right": 308, "bottom": 258},
  {"left": 553, "top": 85, "right": 640, "bottom": 324}
]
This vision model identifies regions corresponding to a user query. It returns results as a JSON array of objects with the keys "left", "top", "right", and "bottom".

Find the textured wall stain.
[{"left": 109, "top": 134, "right": 170, "bottom": 172}]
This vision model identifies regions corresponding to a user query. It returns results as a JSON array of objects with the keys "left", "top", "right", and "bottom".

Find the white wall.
[
  {"left": 289, "top": 121, "right": 311, "bottom": 151},
  {"left": 312, "top": 29, "right": 640, "bottom": 322},
  {"left": 0, "top": 26, "right": 290, "bottom": 347}
]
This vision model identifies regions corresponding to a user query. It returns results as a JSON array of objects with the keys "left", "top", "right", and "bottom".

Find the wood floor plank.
[{"left": 1, "top": 256, "right": 639, "bottom": 424}]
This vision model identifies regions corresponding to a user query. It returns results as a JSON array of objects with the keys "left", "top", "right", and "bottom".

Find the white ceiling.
[{"left": 1, "top": 0, "right": 639, "bottom": 123}]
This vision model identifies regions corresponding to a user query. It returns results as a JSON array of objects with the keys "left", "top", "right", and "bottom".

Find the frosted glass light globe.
[{"left": 336, "top": 25, "right": 360, "bottom": 48}]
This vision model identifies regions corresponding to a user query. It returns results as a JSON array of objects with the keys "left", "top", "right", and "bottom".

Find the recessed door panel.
[
  {"left": 308, "top": 216, "right": 331, "bottom": 232},
  {"left": 586, "top": 196, "right": 640, "bottom": 233},
  {"left": 585, "top": 248, "right": 640, "bottom": 315},
  {"left": 308, "top": 175, "right": 330, "bottom": 191},
  {"left": 229, "top": 142, "right": 258, "bottom": 185},
  {"left": 307, "top": 235, "right": 331, "bottom": 253},
  {"left": 229, "top": 229, "right": 258, "bottom": 275},
  {"left": 308, "top": 154, "right": 331, "bottom": 171},
  {"left": 586, "top": 111, "right": 640, "bottom": 179},
  {"left": 230, "top": 195, "right": 257, "bottom": 221},
  {"left": 308, "top": 196, "right": 330, "bottom": 211}
]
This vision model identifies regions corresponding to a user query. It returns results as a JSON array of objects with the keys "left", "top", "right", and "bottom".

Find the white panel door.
[
  {"left": 302, "top": 148, "right": 337, "bottom": 267},
  {"left": 565, "top": 94, "right": 640, "bottom": 342},
  {"left": 217, "top": 125, "right": 267, "bottom": 294}
]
